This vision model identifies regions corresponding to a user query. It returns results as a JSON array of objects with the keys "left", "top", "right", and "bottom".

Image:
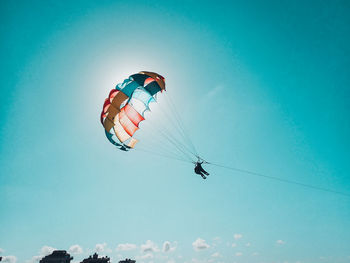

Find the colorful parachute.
[{"left": 100, "top": 71, "right": 165, "bottom": 151}]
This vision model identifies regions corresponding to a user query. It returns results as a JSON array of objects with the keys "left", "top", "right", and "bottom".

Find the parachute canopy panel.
[{"left": 100, "top": 71, "right": 165, "bottom": 151}]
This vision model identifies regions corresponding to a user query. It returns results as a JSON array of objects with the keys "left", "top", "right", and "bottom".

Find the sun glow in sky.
[{"left": 1, "top": 1, "right": 350, "bottom": 263}]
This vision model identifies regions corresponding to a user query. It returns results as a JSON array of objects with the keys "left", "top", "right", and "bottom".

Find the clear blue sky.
[{"left": 1, "top": 0, "right": 350, "bottom": 263}]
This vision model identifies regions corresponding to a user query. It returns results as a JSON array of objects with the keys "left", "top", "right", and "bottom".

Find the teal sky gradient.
[{"left": 1, "top": 1, "right": 350, "bottom": 263}]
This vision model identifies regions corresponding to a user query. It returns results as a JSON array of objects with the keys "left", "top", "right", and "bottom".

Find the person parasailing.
[{"left": 194, "top": 158, "right": 210, "bottom": 179}]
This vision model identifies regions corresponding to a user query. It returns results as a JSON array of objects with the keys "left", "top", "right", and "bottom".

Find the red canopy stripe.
[
  {"left": 124, "top": 103, "right": 145, "bottom": 127},
  {"left": 119, "top": 107, "right": 139, "bottom": 137},
  {"left": 108, "top": 89, "right": 119, "bottom": 102}
]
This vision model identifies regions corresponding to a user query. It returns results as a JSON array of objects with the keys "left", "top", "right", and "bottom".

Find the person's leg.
[
  {"left": 200, "top": 167, "right": 209, "bottom": 175},
  {"left": 200, "top": 171, "right": 206, "bottom": 179}
]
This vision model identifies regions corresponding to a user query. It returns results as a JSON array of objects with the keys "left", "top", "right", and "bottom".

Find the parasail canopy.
[{"left": 100, "top": 71, "right": 165, "bottom": 151}]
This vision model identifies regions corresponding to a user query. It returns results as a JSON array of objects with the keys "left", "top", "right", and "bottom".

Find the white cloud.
[
  {"left": 68, "top": 245, "right": 83, "bottom": 255},
  {"left": 0, "top": 248, "right": 4, "bottom": 254},
  {"left": 192, "top": 238, "right": 210, "bottom": 251},
  {"left": 167, "top": 260, "right": 175, "bottom": 263},
  {"left": 40, "top": 246, "right": 56, "bottom": 257},
  {"left": 143, "top": 254, "right": 153, "bottom": 259},
  {"left": 211, "top": 252, "right": 220, "bottom": 258},
  {"left": 191, "top": 258, "right": 207, "bottom": 263},
  {"left": 137, "top": 253, "right": 153, "bottom": 260},
  {"left": 233, "top": 234, "right": 243, "bottom": 240},
  {"left": 235, "top": 252, "right": 243, "bottom": 257},
  {"left": 276, "top": 240, "right": 285, "bottom": 245},
  {"left": 162, "top": 242, "right": 170, "bottom": 252},
  {"left": 157, "top": 254, "right": 169, "bottom": 261},
  {"left": 141, "top": 240, "right": 159, "bottom": 253},
  {"left": 95, "top": 243, "right": 111, "bottom": 253},
  {"left": 162, "top": 241, "right": 176, "bottom": 253},
  {"left": 231, "top": 243, "right": 237, "bottom": 248},
  {"left": 26, "top": 246, "right": 56, "bottom": 263},
  {"left": 26, "top": 255, "right": 42, "bottom": 263},
  {"left": 212, "top": 237, "right": 221, "bottom": 247},
  {"left": 116, "top": 243, "right": 137, "bottom": 251},
  {"left": 2, "top": 256, "right": 17, "bottom": 263},
  {"left": 96, "top": 243, "right": 106, "bottom": 252}
]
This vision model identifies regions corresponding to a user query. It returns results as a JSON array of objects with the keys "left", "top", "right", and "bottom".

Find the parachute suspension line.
[
  {"left": 155, "top": 95, "right": 198, "bottom": 158},
  {"left": 135, "top": 145, "right": 191, "bottom": 163},
  {"left": 164, "top": 93, "right": 199, "bottom": 157},
  {"left": 141, "top": 117, "right": 195, "bottom": 162},
  {"left": 158, "top": 101, "right": 196, "bottom": 157},
  {"left": 167, "top": 93, "right": 199, "bottom": 156},
  {"left": 153, "top": 140, "right": 190, "bottom": 162},
  {"left": 134, "top": 147, "right": 192, "bottom": 163},
  {"left": 155, "top": 117, "right": 198, "bottom": 159},
  {"left": 138, "top": 140, "right": 187, "bottom": 162},
  {"left": 208, "top": 162, "right": 350, "bottom": 197},
  {"left": 154, "top": 126, "right": 195, "bottom": 162},
  {"left": 138, "top": 127, "right": 191, "bottom": 162},
  {"left": 142, "top": 107, "right": 197, "bottom": 162}
]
